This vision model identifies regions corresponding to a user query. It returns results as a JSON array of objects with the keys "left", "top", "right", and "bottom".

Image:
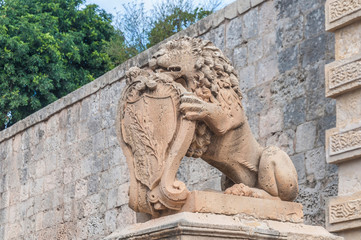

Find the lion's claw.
[{"left": 224, "top": 183, "right": 261, "bottom": 198}]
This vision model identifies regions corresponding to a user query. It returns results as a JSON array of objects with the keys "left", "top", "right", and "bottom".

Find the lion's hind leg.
[{"left": 257, "top": 146, "right": 299, "bottom": 201}]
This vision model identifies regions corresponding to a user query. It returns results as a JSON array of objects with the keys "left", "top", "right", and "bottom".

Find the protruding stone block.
[
  {"left": 105, "top": 212, "right": 342, "bottom": 240},
  {"left": 325, "top": 53, "right": 361, "bottom": 98},
  {"left": 326, "top": 191, "right": 361, "bottom": 232},
  {"left": 224, "top": 1, "right": 238, "bottom": 20},
  {"left": 237, "top": 0, "right": 251, "bottom": 15},
  {"left": 326, "top": 0, "right": 361, "bottom": 31},
  {"left": 326, "top": 121, "right": 361, "bottom": 164},
  {"left": 212, "top": 8, "right": 225, "bottom": 28},
  {"left": 197, "top": 15, "right": 213, "bottom": 35},
  {"left": 251, "top": 0, "right": 265, "bottom": 7}
]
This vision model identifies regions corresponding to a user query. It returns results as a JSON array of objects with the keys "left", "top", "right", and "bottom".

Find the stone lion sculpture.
[{"left": 118, "top": 37, "right": 298, "bottom": 217}]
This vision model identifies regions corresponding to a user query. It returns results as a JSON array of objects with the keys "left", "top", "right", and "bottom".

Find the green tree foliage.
[
  {"left": 0, "top": 0, "right": 116, "bottom": 129},
  {"left": 112, "top": 0, "right": 220, "bottom": 58},
  {"left": 106, "top": 30, "right": 138, "bottom": 66},
  {"left": 146, "top": 0, "right": 217, "bottom": 48},
  {"left": 147, "top": 7, "right": 212, "bottom": 48}
]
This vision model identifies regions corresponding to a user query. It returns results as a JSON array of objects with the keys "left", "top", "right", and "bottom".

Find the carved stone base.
[
  {"left": 104, "top": 212, "right": 342, "bottom": 240},
  {"left": 175, "top": 191, "right": 303, "bottom": 223}
]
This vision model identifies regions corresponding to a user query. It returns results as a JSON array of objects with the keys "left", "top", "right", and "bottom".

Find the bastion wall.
[{"left": 0, "top": 0, "right": 336, "bottom": 239}]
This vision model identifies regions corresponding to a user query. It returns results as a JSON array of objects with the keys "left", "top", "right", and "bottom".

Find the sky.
[{"left": 85, "top": 0, "right": 236, "bottom": 18}]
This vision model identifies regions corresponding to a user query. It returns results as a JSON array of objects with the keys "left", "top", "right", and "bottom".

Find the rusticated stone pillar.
[{"left": 325, "top": 0, "right": 361, "bottom": 239}]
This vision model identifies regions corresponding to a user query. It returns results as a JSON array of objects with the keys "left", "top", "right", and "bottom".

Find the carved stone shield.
[
  {"left": 116, "top": 68, "right": 196, "bottom": 216},
  {"left": 122, "top": 95, "right": 176, "bottom": 189}
]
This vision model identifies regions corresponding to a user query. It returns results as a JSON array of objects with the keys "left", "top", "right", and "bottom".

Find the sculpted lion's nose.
[{"left": 153, "top": 49, "right": 165, "bottom": 58}]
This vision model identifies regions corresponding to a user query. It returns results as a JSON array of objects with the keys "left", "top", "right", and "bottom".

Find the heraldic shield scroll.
[{"left": 116, "top": 67, "right": 196, "bottom": 217}]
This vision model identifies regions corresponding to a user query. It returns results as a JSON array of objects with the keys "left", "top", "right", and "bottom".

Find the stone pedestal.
[
  {"left": 325, "top": 0, "right": 361, "bottom": 238},
  {"left": 106, "top": 192, "right": 341, "bottom": 240},
  {"left": 105, "top": 212, "right": 342, "bottom": 240}
]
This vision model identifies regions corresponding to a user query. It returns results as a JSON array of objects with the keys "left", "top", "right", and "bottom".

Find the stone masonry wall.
[{"left": 0, "top": 0, "right": 336, "bottom": 239}]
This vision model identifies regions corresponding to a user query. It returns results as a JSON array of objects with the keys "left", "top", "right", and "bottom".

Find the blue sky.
[{"left": 85, "top": 0, "right": 236, "bottom": 17}]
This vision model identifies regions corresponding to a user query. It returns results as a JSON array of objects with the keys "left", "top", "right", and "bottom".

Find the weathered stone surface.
[
  {"left": 225, "top": 17, "right": 243, "bottom": 50},
  {"left": 197, "top": 15, "right": 213, "bottom": 35},
  {"left": 335, "top": 88, "right": 361, "bottom": 127},
  {"left": 291, "top": 153, "right": 306, "bottom": 184},
  {"left": 296, "top": 122, "right": 317, "bottom": 153},
  {"left": 105, "top": 212, "right": 341, "bottom": 240},
  {"left": 326, "top": 0, "right": 361, "bottom": 31},
  {"left": 338, "top": 230, "right": 361, "bottom": 239},
  {"left": 266, "top": 129, "right": 295, "bottom": 155},
  {"left": 233, "top": 45, "right": 248, "bottom": 68},
  {"left": 335, "top": 21, "right": 361, "bottom": 60},
  {"left": 306, "top": 62, "right": 330, "bottom": 121},
  {"left": 301, "top": 34, "right": 326, "bottom": 67},
  {"left": 243, "top": 8, "right": 259, "bottom": 39},
  {"left": 251, "top": 0, "right": 265, "bottom": 7},
  {"left": 256, "top": 53, "right": 279, "bottom": 84},
  {"left": 283, "top": 97, "right": 306, "bottom": 128},
  {"left": 305, "top": 6, "right": 325, "bottom": 38},
  {"left": 275, "top": 0, "right": 300, "bottom": 19},
  {"left": 305, "top": 147, "right": 326, "bottom": 181},
  {"left": 212, "top": 8, "right": 225, "bottom": 28},
  {"left": 248, "top": 38, "right": 263, "bottom": 63},
  {"left": 259, "top": 107, "right": 283, "bottom": 137},
  {"left": 338, "top": 158, "right": 361, "bottom": 196},
  {"left": 278, "top": 45, "right": 298, "bottom": 73},
  {"left": 259, "top": 2, "right": 276, "bottom": 35},
  {"left": 211, "top": 25, "right": 225, "bottom": 51},
  {"left": 276, "top": 15, "right": 304, "bottom": 49},
  {"left": 263, "top": 32, "right": 277, "bottom": 56},
  {"left": 271, "top": 70, "right": 306, "bottom": 105}
]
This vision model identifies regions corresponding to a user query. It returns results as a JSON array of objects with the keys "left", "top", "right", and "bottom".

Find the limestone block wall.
[{"left": 0, "top": 0, "right": 336, "bottom": 239}]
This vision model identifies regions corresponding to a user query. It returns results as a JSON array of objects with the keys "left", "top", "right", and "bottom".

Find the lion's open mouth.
[
  {"left": 167, "top": 66, "right": 181, "bottom": 72},
  {"left": 156, "top": 65, "right": 182, "bottom": 73},
  {"left": 154, "top": 64, "right": 188, "bottom": 88}
]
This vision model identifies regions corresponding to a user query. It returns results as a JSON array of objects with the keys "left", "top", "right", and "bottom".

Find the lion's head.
[
  {"left": 148, "top": 37, "right": 244, "bottom": 158},
  {"left": 149, "top": 37, "right": 242, "bottom": 101}
]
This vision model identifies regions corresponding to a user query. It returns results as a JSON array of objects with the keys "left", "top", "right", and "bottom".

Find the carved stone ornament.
[
  {"left": 326, "top": 192, "right": 361, "bottom": 232},
  {"left": 328, "top": 0, "right": 361, "bottom": 23},
  {"left": 326, "top": 0, "right": 361, "bottom": 31},
  {"left": 325, "top": 53, "right": 361, "bottom": 98},
  {"left": 329, "top": 198, "right": 361, "bottom": 224},
  {"left": 116, "top": 37, "right": 299, "bottom": 217}
]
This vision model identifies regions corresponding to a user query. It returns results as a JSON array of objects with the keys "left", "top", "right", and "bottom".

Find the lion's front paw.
[
  {"left": 179, "top": 93, "right": 210, "bottom": 121},
  {"left": 224, "top": 183, "right": 261, "bottom": 198}
]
